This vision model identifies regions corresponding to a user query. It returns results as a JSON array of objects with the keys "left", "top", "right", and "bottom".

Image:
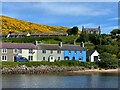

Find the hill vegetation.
[{"left": 1, "top": 16, "right": 69, "bottom": 34}]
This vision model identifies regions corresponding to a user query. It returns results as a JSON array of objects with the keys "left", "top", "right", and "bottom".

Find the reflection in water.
[{"left": 2, "top": 73, "right": 119, "bottom": 88}]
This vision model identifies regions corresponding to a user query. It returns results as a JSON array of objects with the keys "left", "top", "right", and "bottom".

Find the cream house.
[{"left": 0, "top": 43, "right": 37, "bottom": 62}]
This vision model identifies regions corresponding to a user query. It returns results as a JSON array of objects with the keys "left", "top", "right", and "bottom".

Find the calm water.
[{"left": 2, "top": 73, "right": 120, "bottom": 88}]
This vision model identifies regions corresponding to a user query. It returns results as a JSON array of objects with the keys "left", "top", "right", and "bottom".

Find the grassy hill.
[{"left": 1, "top": 16, "right": 69, "bottom": 34}]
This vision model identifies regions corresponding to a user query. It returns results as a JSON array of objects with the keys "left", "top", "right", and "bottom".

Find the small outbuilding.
[{"left": 87, "top": 50, "right": 100, "bottom": 62}]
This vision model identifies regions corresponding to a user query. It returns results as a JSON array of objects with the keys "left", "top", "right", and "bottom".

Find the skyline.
[{"left": 1, "top": 2, "right": 119, "bottom": 34}]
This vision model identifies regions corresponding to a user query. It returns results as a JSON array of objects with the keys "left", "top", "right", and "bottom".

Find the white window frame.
[
  {"left": 43, "top": 57, "right": 45, "bottom": 60},
  {"left": 69, "top": 50, "right": 71, "bottom": 54},
  {"left": 42, "top": 50, "right": 46, "bottom": 53},
  {"left": 74, "top": 51, "right": 77, "bottom": 54},
  {"left": 18, "top": 49, "right": 22, "bottom": 54},
  {"left": 51, "top": 50, "right": 53, "bottom": 54},
  {"left": 57, "top": 50, "right": 61, "bottom": 54},
  {"left": 2, "top": 49, "right": 7, "bottom": 53},
  {"left": 28, "top": 56, "right": 33, "bottom": 61},
  {"left": 80, "top": 51, "right": 82, "bottom": 54},
  {"left": 13, "top": 49, "right": 18, "bottom": 54},
  {"left": 1, "top": 55, "right": 7, "bottom": 61},
  {"left": 29, "top": 49, "right": 33, "bottom": 54}
]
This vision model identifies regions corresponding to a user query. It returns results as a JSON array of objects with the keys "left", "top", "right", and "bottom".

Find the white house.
[{"left": 87, "top": 50, "right": 100, "bottom": 62}]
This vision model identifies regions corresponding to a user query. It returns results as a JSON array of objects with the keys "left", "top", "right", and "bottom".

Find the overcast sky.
[{"left": 1, "top": 2, "right": 119, "bottom": 34}]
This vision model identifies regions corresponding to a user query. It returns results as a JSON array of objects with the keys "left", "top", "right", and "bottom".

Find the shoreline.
[
  {"left": 2, "top": 65, "right": 120, "bottom": 74},
  {"left": 71, "top": 69, "right": 119, "bottom": 73}
]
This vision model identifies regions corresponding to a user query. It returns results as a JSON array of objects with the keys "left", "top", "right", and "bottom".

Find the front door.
[
  {"left": 48, "top": 56, "right": 55, "bottom": 62},
  {"left": 94, "top": 56, "right": 98, "bottom": 62}
]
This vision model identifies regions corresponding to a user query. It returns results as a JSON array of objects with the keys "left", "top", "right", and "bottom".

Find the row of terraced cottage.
[{"left": 0, "top": 42, "right": 100, "bottom": 62}]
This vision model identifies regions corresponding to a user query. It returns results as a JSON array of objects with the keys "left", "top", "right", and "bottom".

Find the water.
[{"left": 2, "top": 73, "right": 119, "bottom": 88}]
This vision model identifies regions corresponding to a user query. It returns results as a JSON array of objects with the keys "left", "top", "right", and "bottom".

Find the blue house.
[
  {"left": 64, "top": 50, "right": 86, "bottom": 62},
  {"left": 60, "top": 43, "right": 86, "bottom": 62}
]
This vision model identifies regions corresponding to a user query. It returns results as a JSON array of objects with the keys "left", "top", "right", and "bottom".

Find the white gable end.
[{"left": 90, "top": 50, "right": 99, "bottom": 62}]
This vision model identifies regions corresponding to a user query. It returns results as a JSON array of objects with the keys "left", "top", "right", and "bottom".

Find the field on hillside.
[
  {"left": 1, "top": 16, "right": 69, "bottom": 34},
  {"left": 2, "top": 35, "right": 78, "bottom": 44}
]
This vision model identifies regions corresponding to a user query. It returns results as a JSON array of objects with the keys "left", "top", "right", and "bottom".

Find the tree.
[
  {"left": 110, "top": 29, "right": 120, "bottom": 35},
  {"left": 96, "top": 52, "right": 118, "bottom": 69},
  {"left": 67, "top": 26, "right": 78, "bottom": 35}
]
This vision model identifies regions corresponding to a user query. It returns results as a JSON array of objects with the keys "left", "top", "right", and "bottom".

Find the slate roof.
[
  {"left": 38, "top": 44, "right": 85, "bottom": 50},
  {"left": 87, "top": 50, "right": 95, "bottom": 57},
  {"left": 0, "top": 42, "right": 36, "bottom": 49},
  {"left": 38, "top": 44, "right": 60, "bottom": 50},
  {"left": 1, "top": 43, "right": 85, "bottom": 50},
  {"left": 83, "top": 28, "right": 100, "bottom": 31}
]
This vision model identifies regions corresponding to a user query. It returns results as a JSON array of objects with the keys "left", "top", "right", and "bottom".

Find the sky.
[{"left": 1, "top": 2, "right": 119, "bottom": 34}]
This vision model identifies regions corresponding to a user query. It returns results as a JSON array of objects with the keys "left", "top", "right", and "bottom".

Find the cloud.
[
  {"left": 4, "top": 2, "right": 111, "bottom": 16},
  {"left": 1, "top": 0, "right": 120, "bottom": 2},
  {"left": 109, "top": 17, "right": 120, "bottom": 20},
  {"left": 30, "top": 3, "right": 112, "bottom": 16}
]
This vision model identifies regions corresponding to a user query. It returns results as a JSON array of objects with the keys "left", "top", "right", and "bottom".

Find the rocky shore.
[
  {"left": 2, "top": 65, "right": 84, "bottom": 74},
  {"left": 2, "top": 65, "right": 119, "bottom": 74}
]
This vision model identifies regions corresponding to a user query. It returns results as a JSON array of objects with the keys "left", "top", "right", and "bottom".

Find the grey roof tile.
[{"left": 0, "top": 42, "right": 36, "bottom": 49}]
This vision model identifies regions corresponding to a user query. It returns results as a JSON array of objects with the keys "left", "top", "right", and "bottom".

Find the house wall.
[
  {"left": 90, "top": 51, "right": 99, "bottom": 62},
  {"left": 18, "top": 49, "right": 37, "bottom": 61},
  {"left": 64, "top": 50, "right": 86, "bottom": 62},
  {"left": 37, "top": 50, "right": 64, "bottom": 61},
  {"left": 0, "top": 49, "right": 17, "bottom": 62}
]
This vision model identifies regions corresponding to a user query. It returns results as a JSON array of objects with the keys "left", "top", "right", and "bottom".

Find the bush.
[{"left": 96, "top": 52, "right": 119, "bottom": 69}]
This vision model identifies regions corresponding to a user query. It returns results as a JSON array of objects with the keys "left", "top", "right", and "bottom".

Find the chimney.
[
  {"left": 81, "top": 42, "right": 84, "bottom": 47},
  {"left": 59, "top": 42, "right": 62, "bottom": 47},
  {"left": 82, "top": 26, "right": 84, "bottom": 31},
  {"left": 98, "top": 26, "right": 100, "bottom": 29}
]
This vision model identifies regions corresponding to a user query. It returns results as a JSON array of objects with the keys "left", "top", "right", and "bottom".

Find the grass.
[
  {"left": 1, "top": 61, "right": 97, "bottom": 68},
  {"left": 2, "top": 35, "right": 78, "bottom": 44}
]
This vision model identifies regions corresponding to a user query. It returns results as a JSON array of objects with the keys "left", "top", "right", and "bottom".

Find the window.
[
  {"left": 13, "top": 49, "right": 18, "bottom": 53},
  {"left": 80, "top": 51, "right": 82, "bottom": 54},
  {"left": 79, "top": 57, "right": 82, "bottom": 61},
  {"left": 1, "top": 55, "right": 7, "bottom": 61},
  {"left": 18, "top": 49, "right": 22, "bottom": 54},
  {"left": 74, "top": 51, "right": 76, "bottom": 54},
  {"left": 42, "top": 50, "right": 46, "bottom": 53},
  {"left": 29, "top": 49, "right": 33, "bottom": 54},
  {"left": 43, "top": 57, "right": 45, "bottom": 60},
  {"left": 28, "top": 56, "right": 33, "bottom": 61},
  {"left": 58, "top": 57, "right": 60, "bottom": 61},
  {"left": 2, "top": 49, "right": 7, "bottom": 53},
  {"left": 72, "top": 57, "right": 75, "bottom": 60},
  {"left": 51, "top": 50, "right": 53, "bottom": 54},
  {"left": 57, "top": 50, "right": 61, "bottom": 54},
  {"left": 69, "top": 50, "right": 71, "bottom": 54}
]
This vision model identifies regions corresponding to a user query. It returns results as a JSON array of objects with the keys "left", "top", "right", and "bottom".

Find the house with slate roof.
[
  {"left": 1, "top": 42, "right": 101, "bottom": 62},
  {"left": 37, "top": 42, "right": 86, "bottom": 62},
  {"left": 0, "top": 43, "right": 37, "bottom": 62},
  {"left": 87, "top": 50, "right": 100, "bottom": 62},
  {"left": 82, "top": 26, "right": 101, "bottom": 35}
]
